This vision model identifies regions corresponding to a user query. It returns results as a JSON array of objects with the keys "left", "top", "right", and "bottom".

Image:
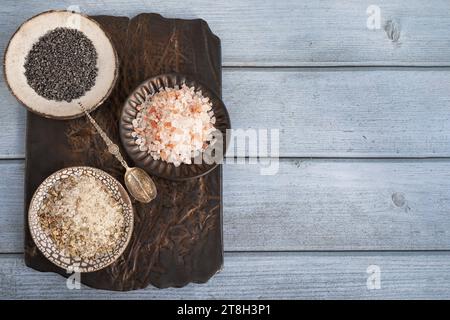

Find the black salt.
[{"left": 24, "top": 27, "right": 98, "bottom": 102}]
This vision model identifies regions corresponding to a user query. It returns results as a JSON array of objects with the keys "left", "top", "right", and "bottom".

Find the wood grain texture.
[
  {"left": 0, "top": 84, "right": 26, "bottom": 158},
  {"left": 1, "top": 0, "right": 450, "bottom": 66},
  {"left": 0, "top": 161, "right": 24, "bottom": 252},
  {"left": 2, "top": 252, "right": 450, "bottom": 299},
  {"left": 225, "top": 68, "right": 450, "bottom": 157},
  {"left": 1, "top": 0, "right": 450, "bottom": 299},
  {"left": 2, "top": 68, "right": 450, "bottom": 158},
  {"left": 4, "top": 159, "right": 450, "bottom": 252}
]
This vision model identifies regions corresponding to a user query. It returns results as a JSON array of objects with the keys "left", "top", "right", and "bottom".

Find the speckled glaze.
[
  {"left": 28, "top": 166, "right": 134, "bottom": 273},
  {"left": 120, "top": 73, "right": 231, "bottom": 181}
]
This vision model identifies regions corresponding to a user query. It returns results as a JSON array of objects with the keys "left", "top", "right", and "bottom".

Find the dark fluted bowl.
[{"left": 120, "top": 73, "right": 231, "bottom": 181}]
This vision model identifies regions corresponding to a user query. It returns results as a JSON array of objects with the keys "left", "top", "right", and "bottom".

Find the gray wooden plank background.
[
  {"left": 2, "top": 252, "right": 450, "bottom": 299},
  {"left": 3, "top": 159, "right": 450, "bottom": 252},
  {"left": 1, "top": 0, "right": 450, "bottom": 66},
  {"left": 1, "top": 0, "right": 450, "bottom": 299},
  {"left": 3, "top": 69, "right": 450, "bottom": 158}
]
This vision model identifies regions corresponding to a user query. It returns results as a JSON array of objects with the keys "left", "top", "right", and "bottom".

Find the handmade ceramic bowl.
[
  {"left": 28, "top": 166, "right": 134, "bottom": 273},
  {"left": 3, "top": 10, "right": 119, "bottom": 119},
  {"left": 120, "top": 73, "right": 231, "bottom": 181}
]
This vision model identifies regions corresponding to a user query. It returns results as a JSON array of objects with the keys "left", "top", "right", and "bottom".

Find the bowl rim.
[
  {"left": 3, "top": 9, "right": 119, "bottom": 120},
  {"left": 120, "top": 72, "right": 231, "bottom": 181},
  {"left": 28, "top": 166, "right": 134, "bottom": 273}
]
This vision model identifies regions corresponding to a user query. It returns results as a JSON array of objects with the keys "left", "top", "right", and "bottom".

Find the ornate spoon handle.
[
  {"left": 78, "top": 103, "right": 129, "bottom": 169},
  {"left": 78, "top": 103, "right": 157, "bottom": 203}
]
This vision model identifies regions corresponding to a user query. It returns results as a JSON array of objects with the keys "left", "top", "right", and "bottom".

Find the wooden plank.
[
  {"left": 1, "top": 1, "right": 450, "bottom": 66},
  {"left": 225, "top": 68, "right": 450, "bottom": 157},
  {"left": 0, "top": 160, "right": 24, "bottom": 252},
  {"left": 0, "top": 84, "right": 26, "bottom": 158},
  {"left": 3, "top": 158, "right": 450, "bottom": 252},
  {"left": 2, "top": 252, "right": 450, "bottom": 299},
  {"left": 2, "top": 68, "right": 450, "bottom": 158},
  {"left": 225, "top": 158, "right": 450, "bottom": 250}
]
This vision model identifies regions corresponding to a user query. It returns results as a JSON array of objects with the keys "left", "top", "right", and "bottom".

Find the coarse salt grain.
[
  {"left": 132, "top": 84, "right": 216, "bottom": 166},
  {"left": 38, "top": 175, "right": 125, "bottom": 259}
]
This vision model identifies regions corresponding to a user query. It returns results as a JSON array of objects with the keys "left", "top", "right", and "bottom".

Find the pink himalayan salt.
[{"left": 132, "top": 84, "right": 216, "bottom": 166}]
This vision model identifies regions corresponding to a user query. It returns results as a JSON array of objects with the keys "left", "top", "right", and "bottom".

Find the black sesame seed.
[{"left": 24, "top": 27, "right": 98, "bottom": 102}]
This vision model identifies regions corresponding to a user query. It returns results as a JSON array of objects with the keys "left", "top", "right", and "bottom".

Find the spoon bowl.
[{"left": 124, "top": 167, "right": 157, "bottom": 203}]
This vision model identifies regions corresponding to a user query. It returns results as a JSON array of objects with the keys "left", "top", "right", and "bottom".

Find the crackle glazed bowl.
[
  {"left": 120, "top": 73, "right": 231, "bottom": 181},
  {"left": 28, "top": 166, "right": 134, "bottom": 273}
]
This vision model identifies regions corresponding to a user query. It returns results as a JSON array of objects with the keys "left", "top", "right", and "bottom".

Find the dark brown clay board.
[{"left": 24, "top": 13, "right": 223, "bottom": 291}]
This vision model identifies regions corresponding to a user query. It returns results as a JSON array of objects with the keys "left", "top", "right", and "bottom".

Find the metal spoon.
[{"left": 78, "top": 103, "right": 157, "bottom": 203}]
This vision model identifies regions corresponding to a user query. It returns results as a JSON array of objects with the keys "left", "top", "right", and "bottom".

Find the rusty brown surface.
[{"left": 24, "top": 13, "right": 223, "bottom": 291}]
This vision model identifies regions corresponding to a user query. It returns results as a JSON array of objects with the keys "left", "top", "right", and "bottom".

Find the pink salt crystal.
[{"left": 132, "top": 84, "right": 216, "bottom": 166}]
